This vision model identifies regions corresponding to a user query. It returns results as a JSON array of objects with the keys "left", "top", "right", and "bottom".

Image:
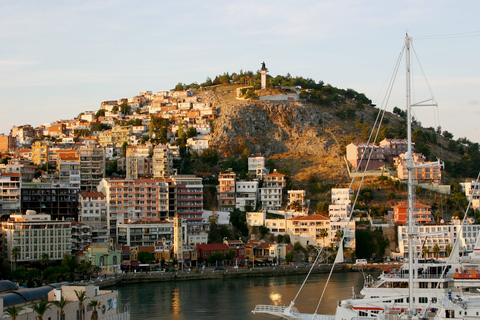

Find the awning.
[{"left": 131, "top": 262, "right": 140, "bottom": 267}]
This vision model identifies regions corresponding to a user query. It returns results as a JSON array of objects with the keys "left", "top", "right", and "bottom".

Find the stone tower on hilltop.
[{"left": 261, "top": 61, "right": 268, "bottom": 89}]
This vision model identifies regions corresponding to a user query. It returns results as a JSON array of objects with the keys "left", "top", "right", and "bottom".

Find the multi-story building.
[
  {"left": 397, "top": 221, "right": 480, "bottom": 258},
  {"left": 218, "top": 170, "right": 236, "bottom": 212},
  {"left": 329, "top": 188, "right": 353, "bottom": 221},
  {"left": 21, "top": 182, "right": 80, "bottom": 221},
  {"left": 235, "top": 180, "right": 259, "bottom": 211},
  {"left": 392, "top": 202, "right": 433, "bottom": 225},
  {"left": 82, "top": 244, "right": 121, "bottom": 275},
  {"left": 79, "top": 146, "right": 105, "bottom": 191},
  {"left": 98, "top": 126, "right": 132, "bottom": 147},
  {"left": 287, "top": 214, "right": 332, "bottom": 247},
  {"left": 346, "top": 142, "right": 385, "bottom": 171},
  {"left": 287, "top": 190, "right": 306, "bottom": 207},
  {"left": 10, "top": 124, "right": 35, "bottom": 145},
  {"left": 0, "top": 173, "right": 21, "bottom": 215},
  {"left": 461, "top": 181, "right": 480, "bottom": 211},
  {"left": 78, "top": 191, "right": 108, "bottom": 244},
  {"left": 379, "top": 138, "right": 411, "bottom": 162},
  {"left": 186, "top": 136, "right": 209, "bottom": 153},
  {"left": 71, "top": 221, "right": 92, "bottom": 253},
  {"left": 126, "top": 144, "right": 153, "bottom": 179},
  {"left": 5, "top": 159, "right": 37, "bottom": 182},
  {"left": 260, "top": 169, "right": 286, "bottom": 211},
  {"left": 0, "top": 134, "right": 16, "bottom": 152},
  {"left": 1, "top": 211, "right": 71, "bottom": 263},
  {"left": 248, "top": 155, "right": 267, "bottom": 178},
  {"left": 58, "top": 158, "right": 81, "bottom": 189},
  {"left": 98, "top": 178, "right": 170, "bottom": 239},
  {"left": 395, "top": 153, "right": 442, "bottom": 184},
  {"left": 152, "top": 144, "right": 174, "bottom": 178},
  {"left": 32, "top": 141, "right": 50, "bottom": 165},
  {"left": 116, "top": 220, "right": 174, "bottom": 247}
]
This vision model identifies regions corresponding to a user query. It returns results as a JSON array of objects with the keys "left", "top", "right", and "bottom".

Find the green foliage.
[
  {"left": 92, "top": 123, "right": 111, "bottom": 132},
  {"left": 229, "top": 210, "right": 248, "bottom": 237},
  {"left": 138, "top": 251, "right": 155, "bottom": 263},
  {"left": 95, "top": 109, "right": 105, "bottom": 117},
  {"left": 355, "top": 227, "right": 390, "bottom": 259}
]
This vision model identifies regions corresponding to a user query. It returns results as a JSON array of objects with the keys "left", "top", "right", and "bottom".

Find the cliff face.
[{"left": 206, "top": 91, "right": 354, "bottom": 183}]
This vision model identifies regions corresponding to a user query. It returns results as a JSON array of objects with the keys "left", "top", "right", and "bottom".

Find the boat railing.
[{"left": 252, "top": 304, "right": 299, "bottom": 315}]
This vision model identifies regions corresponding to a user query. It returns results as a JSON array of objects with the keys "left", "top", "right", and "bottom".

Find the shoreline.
[{"left": 95, "top": 263, "right": 396, "bottom": 288}]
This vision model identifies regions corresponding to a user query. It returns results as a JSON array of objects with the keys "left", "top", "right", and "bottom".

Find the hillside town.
[{"left": 1, "top": 85, "right": 480, "bottom": 319}]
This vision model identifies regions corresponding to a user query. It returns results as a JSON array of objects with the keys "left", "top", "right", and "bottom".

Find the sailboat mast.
[{"left": 405, "top": 33, "right": 415, "bottom": 314}]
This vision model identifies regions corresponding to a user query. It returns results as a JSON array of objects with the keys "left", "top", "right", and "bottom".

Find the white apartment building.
[
  {"left": 260, "top": 170, "right": 286, "bottom": 211},
  {"left": 398, "top": 222, "right": 480, "bottom": 258},
  {"left": 0, "top": 172, "right": 21, "bottom": 215},
  {"left": 246, "top": 211, "right": 266, "bottom": 227},
  {"left": 461, "top": 181, "right": 480, "bottom": 211},
  {"left": 287, "top": 190, "right": 306, "bottom": 207},
  {"left": 58, "top": 160, "right": 81, "bottom": 189},
  {"left": 248, "top": 155, "right": 268, "bottom": 178},
  {"left": 236, "top": 180, "right": 259, "bottom": 211},
  {"left": 79, "top": 191, "right": 108, "bottom": 244},
  {"left": 117, "top": 220, "right": 174, "bottom": 247},
  {"left": 187, "top": 136, "right": 210, "bottom": 153},
  {"left": 1, "top": 211, "right": 71, "bottom": 262},
  {"left": 328, "top": 188, "right": 355, "bottom": 249}
]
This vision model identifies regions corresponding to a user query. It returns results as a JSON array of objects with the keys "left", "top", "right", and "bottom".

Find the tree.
[
  {"left": 75, "top": 290, "right": 87, "bottom": 320},
  {"left": 32, "top": 299, "right": 51, "bottom": 320},
  {"left": 11, "top": 247, "right": 20, "bottom": 271},
  {"left": 320, "top": 229, "right": 329, "bottom": 247},
  {"left": 88, "top": 300, "right": 101, "bottom": 320},
  {"left": 40, "top": 253, "right": 50, "bottom": 271},
  {"left": 433, "top": 244, "right": 440, "bottom": 258},
  {"left": 53, "top": 297, "right": 69, "bottom": 320},
  {"left": 3, "top": 305, "right": 24, "bottom": 320},
  {"left": 445, "top": 244, "right": 453, "bottom": 257},
  {"left": 422, "top": 246, "right": 430, "bottom": 258},
  {"left": 138, "top": 251, "right": 155, "bottom": 264}
]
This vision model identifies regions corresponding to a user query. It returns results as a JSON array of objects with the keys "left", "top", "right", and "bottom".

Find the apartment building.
[
  {"left": 98, "top": 126, "right": 132, "bottom": 147},
  {"left": 236, "top": 180, "right": 259, "bottom": 211},
  {"left": 10, "top": 124, "right": 35, "bottom": 145},
  {"left": 1, "top": 211, "right": 71, "bottom": 263},
  {"left": 98, "top": 178, "right": 170, "bottom": 239},
  {"left": 116, "top": 220, "right": 174, "bottom": 247},
  {"left": 4, "top": 159, "right": 36, "bottom": 182},
  {"left": 248, "top": 155, "right": 267, "bottom": 178},
  {"left": 287, "top": 190, "right": 306, "bottom": 207},
  {"left": 392, "top": 202, "right": 433, "bottom": 225},
  {"left": 218, "top": 170, "right": 236, "bottom": 212},
  {"left": 260, "top": 169, "right": 286, "bottom": 211},
  {"left": 395, "top": 153, "right": 442, "bottom": 184},
  {"left": 288, "top": 214, "right": 332, "bottom": 247},
  {"left": 152, "top": 144, "right": 174, "bottom": 178},
  {"left": 21, "top": 182, "right": 80, "bottom": 221},
  {"left": 79, "top": 146, "right": 105, "bottom": 191},
  {"left": 32, "top": 141, "right": 50, "bottom": 165},
  {"left": 78, "top": 191, "right": 108, "bottom": 244},
  {"left": 71, "top": 221, "right": 92, "bottom": 253},
  {"left": 461, "top": 181, "right": 480, "bottom": 211},
  {"left": 126, "top": 144, "right": 153, "bottom": 179},
  {"left": 379, "top": 138, "right": 411, "bottom": 161},
  {"left": 0, "top": 172, "right": 21, "bottom": 215},
  {"left": 398, "top": 222, "right": 480, "bottom": 258},
  {"left": 0, "top": 134, "right": 16, "bottom": 152},
  {"left": 346, "top": 142, "right": 385, "bottom": 171},
  {"left": 58, "top": 158, "right": 81, "bottom": 189}
]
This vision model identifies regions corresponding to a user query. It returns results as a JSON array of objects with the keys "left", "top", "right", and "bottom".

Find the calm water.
[{"left": 113, "top": 270, "right": 371, "bottom": 320}]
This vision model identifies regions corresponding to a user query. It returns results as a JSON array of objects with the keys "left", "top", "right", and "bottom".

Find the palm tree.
[
  {"left": 53, "top": 296, "right": 69, "bottom": 320},
  {"left": 433, "top": 244, "right": 440, "bottom": 258},
  {"left": 446, "top": 244, "right": 453, "bottom": 257},
  {"left": 75, "top": 290, "right": 87, "bottom": 320},
  {"left": 319, "top": 228, "right": 329, "bottom": 247},
  {"left": 3, "top": 305, "right": 24, "bottom": 320},
  {"left": 41, "top": 253, "right": 50, "bottom": 271},
  {"left": 32, "top": 299, "right": 51, "bottom": 320},
  {"left": 422, "top": 246, "right": 430, "bottom": 258},
  {"left": 335, "top": 229, "right": 344, "bottom": 248},
  {"left": 88, "top": 300, "right": 101, "bottom": 320},
  {"left": 11, "top": 247, "right": 20, "bottom": 271}
]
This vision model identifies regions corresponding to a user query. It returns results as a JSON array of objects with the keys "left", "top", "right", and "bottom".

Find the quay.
[{"left": 93, "top": 263, "right": 398, "bottom": 288}]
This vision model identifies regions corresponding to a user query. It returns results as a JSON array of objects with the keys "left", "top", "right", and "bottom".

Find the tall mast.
[{"left": 405, "top": 33, "right": 415, "bottom": 314}]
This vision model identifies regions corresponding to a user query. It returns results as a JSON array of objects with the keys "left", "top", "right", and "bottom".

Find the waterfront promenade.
[{"left": 92, "top": 262, "right": 398, "bottom": 288}]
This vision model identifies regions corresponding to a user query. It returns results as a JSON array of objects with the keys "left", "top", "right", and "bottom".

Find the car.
[
  {"left": 355, "top": 259, "right": 368, "bottom": 265},
  {"left": 215, "top": 266, "right": 224, "bottom": 270}
]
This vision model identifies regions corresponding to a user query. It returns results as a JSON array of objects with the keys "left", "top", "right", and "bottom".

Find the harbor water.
[{"left": 113, "top": 270, "right": 370, "bottom": 320}]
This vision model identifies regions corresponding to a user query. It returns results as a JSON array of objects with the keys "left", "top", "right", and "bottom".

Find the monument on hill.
[{"left": 261, "top": 61, "right": 268, "bottom": 89}]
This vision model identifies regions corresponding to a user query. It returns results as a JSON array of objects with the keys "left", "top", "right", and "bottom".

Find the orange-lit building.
[{"left": 392, "top": 202, "right": 433, "bottom": 225}]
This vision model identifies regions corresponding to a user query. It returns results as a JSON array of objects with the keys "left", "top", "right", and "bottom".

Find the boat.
[{"left": 252, "top": 34, "right": 480, "bottom": 320}]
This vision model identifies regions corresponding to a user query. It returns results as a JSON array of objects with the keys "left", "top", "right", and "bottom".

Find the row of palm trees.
[{"left": 3, "top": 290, "right": 101, "bottom": 320}]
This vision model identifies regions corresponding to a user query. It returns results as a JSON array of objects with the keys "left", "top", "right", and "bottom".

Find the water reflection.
[{"left": 114, "top": 272, "right": 372, "bottom": 320}]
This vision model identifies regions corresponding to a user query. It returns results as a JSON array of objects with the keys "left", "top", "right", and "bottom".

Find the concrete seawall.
[{"left": 95, "top": 263, "right": 375, "bottom": 288}]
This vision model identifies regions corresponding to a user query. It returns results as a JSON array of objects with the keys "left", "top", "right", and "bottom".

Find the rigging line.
[
  {"left": 411, "top": 44, "right": 437, "bottom": 104},
  {"left": 314, "top": 49, "right": 404, "bottom": 317},
  {"left": 415, "top": 31, "right": 480, "bottom": 39},
  {"left": 290, "top": 246, "right": 324, "bottom": 305}
]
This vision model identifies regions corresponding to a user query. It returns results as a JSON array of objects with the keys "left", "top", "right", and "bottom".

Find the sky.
[{"left": 1, "top": 0, "right": 479, "bottom": 143}]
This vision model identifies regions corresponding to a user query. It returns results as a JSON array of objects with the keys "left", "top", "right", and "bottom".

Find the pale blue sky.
[{"left": 1, "top": 1, "right": 479, "bottom": 142}]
